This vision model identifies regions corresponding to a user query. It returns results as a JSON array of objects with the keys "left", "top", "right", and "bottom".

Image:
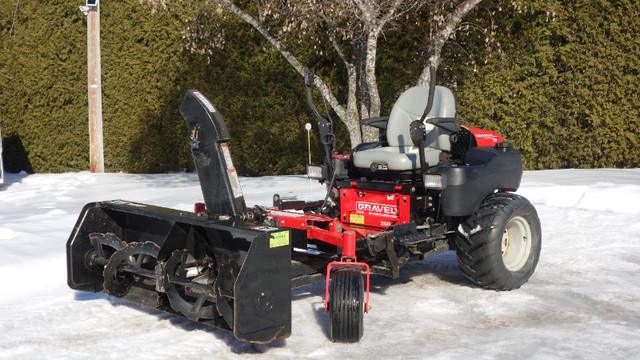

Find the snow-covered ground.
[{"left": 0, "top": 169, "right": 639, "bottom": 359}]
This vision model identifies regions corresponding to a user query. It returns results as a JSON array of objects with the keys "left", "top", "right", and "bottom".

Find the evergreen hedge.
[
  {"left": 0, "top": 1, "right": 87, "bottom": 173},
  {"left": 0, "top": 1, "right": 331, "bottom": 175},
  {"left": 1, "top": 0, "right": 639, "bottom": 175},
  {"left": 453, "top": 0, "right": 640, "bottom": 169}
]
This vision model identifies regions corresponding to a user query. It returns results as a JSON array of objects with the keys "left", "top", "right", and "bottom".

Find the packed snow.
[{"left": 0, "top": 169, "right": 639, "bottom": 359}]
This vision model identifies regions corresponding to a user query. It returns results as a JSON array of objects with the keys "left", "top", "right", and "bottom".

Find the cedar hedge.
[{"left": 1, "top": 0, "right": 638, "bottom": 174}]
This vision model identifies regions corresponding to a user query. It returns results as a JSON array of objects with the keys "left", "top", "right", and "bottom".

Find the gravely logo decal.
[
  {"left": 356, "top": 201, "right": 398, "bottom": 217},
  {"left": 474, "top": 133, "right": 500, "bottom": 143}
]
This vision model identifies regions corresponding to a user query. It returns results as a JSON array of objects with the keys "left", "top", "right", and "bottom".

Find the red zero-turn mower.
[{"left": 67, "top": 67, "right": 541, "bottom": 343}]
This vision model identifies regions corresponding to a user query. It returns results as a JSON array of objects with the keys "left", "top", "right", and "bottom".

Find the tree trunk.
[
  {"left": 344, "top": 62, "right": 362, "bottom": 148},
  {"left": 360, "top": 30, "right": 382, "bottom": 143},
  {"left": 417, "top": 0, "right": 483, "bottom": 86},
  {"left": 355, "top": 0, "right": 400, "bottom": 144}
]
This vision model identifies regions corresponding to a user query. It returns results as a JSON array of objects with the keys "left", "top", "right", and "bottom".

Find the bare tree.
[
  {"left": 214, "top": 0, "right": 417, "bottom": 147},
  {"left": 147, "top": 0, "right": 484, "bottom": 147}
]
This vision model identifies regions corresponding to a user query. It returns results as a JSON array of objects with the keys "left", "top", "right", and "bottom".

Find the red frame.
[
  {"left": 265, "top": 181, "right": 412, "bottom": 314},
  {"left": 267, "top": 209, "right": 347, "bottom": 247},
  {"left": 266, "top": 208, "right": 375, "bottom": 313}
]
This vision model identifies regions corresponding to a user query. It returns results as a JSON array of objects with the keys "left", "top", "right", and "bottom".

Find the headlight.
[
  {"left": 307, "top": 165, "right": 327, "bottom": 181},
  {"left": 424, "top": 174, "right": 445, "bottom": 189}
]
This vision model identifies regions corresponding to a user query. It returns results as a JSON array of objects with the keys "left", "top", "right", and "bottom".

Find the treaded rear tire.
[
  {"left": 329, "top": 270, "right": 364, "bottom": 343},
  {"left": 455, "top": 192, "right": 541, "bottom": 290}
]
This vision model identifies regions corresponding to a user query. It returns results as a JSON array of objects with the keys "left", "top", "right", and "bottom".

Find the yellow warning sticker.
[
  {"left": 350, "top": 214, "right": 365, "bottom": 225},
  {"left": 270, "top": 231, "right": 290, "bottom": 248}
]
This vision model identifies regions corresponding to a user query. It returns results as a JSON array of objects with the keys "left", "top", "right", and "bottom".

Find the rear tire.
[
  {"left": 329, "top": 270, "right": 364, "bottom": 343},
  {"left": 455, "top": 192, "right": 541, "bottom": 290}
]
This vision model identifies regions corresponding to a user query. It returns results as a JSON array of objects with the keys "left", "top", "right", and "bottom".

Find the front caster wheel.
[
  {"left": 456, "top": 192, "right": 541, "bottom": 290},
  {"left": 329, "top": 270, "right": 364, "bottom": 343}
]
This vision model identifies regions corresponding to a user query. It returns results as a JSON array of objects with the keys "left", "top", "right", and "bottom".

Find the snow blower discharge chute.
[{"left": 67, "top": 68, "right": 541, "bottom": 343}]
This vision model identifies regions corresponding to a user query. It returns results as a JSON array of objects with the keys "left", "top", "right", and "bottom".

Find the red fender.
[{"left": 463, "top": 126, "right": 504, "bottom": 147}]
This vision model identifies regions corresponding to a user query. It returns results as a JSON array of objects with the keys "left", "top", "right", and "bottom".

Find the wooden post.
[{"left": 87, "top": 1, "right": 104, "bottom": 173}]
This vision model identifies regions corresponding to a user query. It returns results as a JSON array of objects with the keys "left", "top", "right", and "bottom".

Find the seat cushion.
[
  {"left": 386, "top": 86, "right": 456, "bottom": 149},
  {"left": 352, "top": 146, "right": 441, "bottom": 171}
]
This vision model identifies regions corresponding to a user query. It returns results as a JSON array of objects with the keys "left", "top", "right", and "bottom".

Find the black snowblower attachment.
[{"left": 67, "top": 91, "right": 292, "bottom": 343}]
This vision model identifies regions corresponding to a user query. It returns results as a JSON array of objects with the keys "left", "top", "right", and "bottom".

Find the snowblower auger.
[
  {"left": 68, "top": 68, "right": 541, "bottom": 344},
  {"left": 66, "top": 200, "right": 292, "bottom": 342}
]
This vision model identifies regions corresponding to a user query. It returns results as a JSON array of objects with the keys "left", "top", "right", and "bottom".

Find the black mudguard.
[
  {"left": 439, "top": 145, "right": 523, "bottom": 217},
  {"left": 66, "top": 201, "right": 292, "bottom": 343}
]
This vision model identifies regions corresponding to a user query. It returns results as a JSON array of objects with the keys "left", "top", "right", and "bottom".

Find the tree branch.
[
  {"left": 376, "top": 0, "right": 404, "bottom": 33},
  {"left": 318, "top": 12, "right": 350, "bottom": 66},
  {"left": 214, "top": 0, "right": 347, "bottom": 120}
]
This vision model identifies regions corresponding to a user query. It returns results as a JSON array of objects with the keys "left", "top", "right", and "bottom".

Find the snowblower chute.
[{"left": 68, "top": 69, "right": 541, "bottom": 344}]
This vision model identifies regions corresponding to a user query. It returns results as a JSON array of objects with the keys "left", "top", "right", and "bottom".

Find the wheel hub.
[{"left": 501, "top": 216, "right": 532, "bottom": 271}]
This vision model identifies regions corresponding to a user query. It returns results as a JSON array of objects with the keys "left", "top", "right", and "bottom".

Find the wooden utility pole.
[{"left": 87, "top": 1, "right": 104, "bottom": 173}]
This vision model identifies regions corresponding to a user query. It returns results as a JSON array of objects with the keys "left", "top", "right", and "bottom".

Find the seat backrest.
[{"left": 386, "top": 86, "right": 457, "bottom": 148}]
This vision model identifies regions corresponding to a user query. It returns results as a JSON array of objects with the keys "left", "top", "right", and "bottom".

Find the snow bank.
[{"left": 519, "top": 169, "right": 640, "bottom": 214}]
